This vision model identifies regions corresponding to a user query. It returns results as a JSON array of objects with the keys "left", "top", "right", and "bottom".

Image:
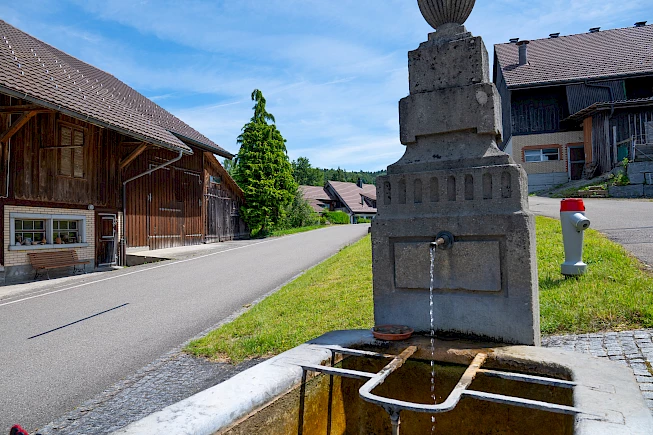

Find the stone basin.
[{"left": 115, "top": 330, "right": 653, "bottom": 435}]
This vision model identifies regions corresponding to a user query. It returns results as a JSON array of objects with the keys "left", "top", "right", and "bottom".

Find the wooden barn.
[{"left": 0, "top": 20, "right": 247, "bottom": 282}]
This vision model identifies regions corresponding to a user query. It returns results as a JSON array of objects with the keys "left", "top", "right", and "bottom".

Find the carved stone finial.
[{"left": 417, "top": 0, "right": 476, "bottom": 30}]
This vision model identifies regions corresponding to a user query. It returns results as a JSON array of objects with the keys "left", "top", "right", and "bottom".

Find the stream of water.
[{"left": 429, "top": 244, "right": 437, "bottom": 433}]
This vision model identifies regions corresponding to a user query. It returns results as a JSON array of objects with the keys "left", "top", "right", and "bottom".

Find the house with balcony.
[{"left": 494, "top": 22, "right": 653, "bottom": 192}]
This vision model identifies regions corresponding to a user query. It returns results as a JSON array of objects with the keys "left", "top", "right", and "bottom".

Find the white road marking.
[{"left": 0, "top": 238, "right": 278, "bottom": 308}]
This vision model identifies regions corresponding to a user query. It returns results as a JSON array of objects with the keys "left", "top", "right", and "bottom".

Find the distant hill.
[
  {"left": 318, "top": 167, "right": 386, "bottom": 186},
  {"left": 291, "top": 157, "right": 386, "bottom": 186},
  {"left": 224, "top": 156, "right": 387, "bottom": 186}
]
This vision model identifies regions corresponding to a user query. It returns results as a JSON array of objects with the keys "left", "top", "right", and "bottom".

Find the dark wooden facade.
[
  {"left": 123, "top": 148, "right": 205, "bottom": 250},
  {"left": 203, "top": 153, "right": 248, "bottom": 242},
  {"left": 0, "top": 95, "right": 246, "bottom": 269}
]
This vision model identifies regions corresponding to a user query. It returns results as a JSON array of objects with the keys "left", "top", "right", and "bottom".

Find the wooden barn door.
[
  {"left": 205, "top": 185, "right": 235, "bottom": 242},
  {"left": 176, "top": 168, "right": 203, "bottom": 246},
  {"left": 148, "top": 166, "right": 183, "bottom": 250}
]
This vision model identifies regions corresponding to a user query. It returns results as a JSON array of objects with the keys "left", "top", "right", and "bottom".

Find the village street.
[
  {"left": 0, "top": 224, "right": 369, "bottom": 433},
  {"left": 529, "top": 196, "right": 653, "bottom": 267}
]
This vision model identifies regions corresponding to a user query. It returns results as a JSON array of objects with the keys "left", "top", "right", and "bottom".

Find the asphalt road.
[
  {"left": 529, "top": 196, "right": 653, "bottom": 267},
  {"left": 0, "top": 225, "right": 369, "bottom": 433}
]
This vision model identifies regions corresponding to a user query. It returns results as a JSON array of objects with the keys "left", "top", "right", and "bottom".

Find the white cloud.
[{"left": 2, "top": 0, "right": 652, "bottom": 172}]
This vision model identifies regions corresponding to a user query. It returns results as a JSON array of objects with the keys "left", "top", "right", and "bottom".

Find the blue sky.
[{"left": 1, "top": 1, "right": 651, "bottom": 171}]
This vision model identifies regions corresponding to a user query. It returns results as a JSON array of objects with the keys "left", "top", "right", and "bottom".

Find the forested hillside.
[{"left": 291, "top": 157, "right": 386, "bottom": 186}]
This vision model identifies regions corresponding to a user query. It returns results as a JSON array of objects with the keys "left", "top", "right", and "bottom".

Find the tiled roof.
[
  {"left": 328, "top": 181, "right": 377, "bottom": 214},
  {"left": 299, "top": 185, "right": 332, "bottom": 213},
  {"left": 0, "top": 20, "right": 232, "bottom": 158},
  {"left": 495, "top": 24, "right": 653, "bottom": 89}
]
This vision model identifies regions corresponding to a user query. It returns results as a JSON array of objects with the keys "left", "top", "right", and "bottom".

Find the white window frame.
[
  {"left": 524, "top": 148, "right": 560, "bottom": 163},
  {"left": 9, "top": 213, "right": 88, "bottom": 251}
]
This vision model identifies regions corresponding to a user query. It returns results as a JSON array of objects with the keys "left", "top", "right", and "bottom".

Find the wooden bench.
[{"left": 27, "top": 250, "right": 90, "bottom": 280}]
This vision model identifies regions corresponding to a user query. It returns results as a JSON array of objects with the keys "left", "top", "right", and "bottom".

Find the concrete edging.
[{"left": 113, "top": 330, "right": 653, "bottom": 435}]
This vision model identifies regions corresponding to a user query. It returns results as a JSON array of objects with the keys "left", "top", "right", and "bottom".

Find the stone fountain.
[
  {"left": 116, "top": 2, "right": 653, "bottom": 434},
  {"left": 373, "top": 0, "right": 538, "bottom": 345}
]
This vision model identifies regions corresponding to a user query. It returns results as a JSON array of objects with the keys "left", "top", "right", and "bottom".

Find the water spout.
[{"left": 431, "top": 231, "right": 454, "bottom": 250}]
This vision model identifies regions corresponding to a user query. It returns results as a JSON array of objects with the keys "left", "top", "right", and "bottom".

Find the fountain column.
[{"left": 372, "top": 0, "right": 540, "bottom": 345}]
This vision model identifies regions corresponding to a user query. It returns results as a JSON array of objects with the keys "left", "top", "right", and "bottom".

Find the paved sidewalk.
[{"left": 544, "top": 329, "right": 653, "bottom": 411}]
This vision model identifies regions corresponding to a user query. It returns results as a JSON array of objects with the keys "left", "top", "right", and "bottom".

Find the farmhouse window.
[
  {"left": 53, "top": 220, "right": 80, "bottom": 244},
  {"left": 524, "top": 148, "right": 560, "bottom": 162},
  {"left": 58, "top": 125, "right": 85, "bottom": 178},
  {"left": 9, "top": 213, "right": 88, "bottom": 250},
  {"left": 14, "top": 219, "right": 46, "bottom": 245}
]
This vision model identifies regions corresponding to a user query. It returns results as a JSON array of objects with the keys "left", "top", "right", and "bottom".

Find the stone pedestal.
[{"left": 372, "top": 26, "right": 540, "bottom": 345}]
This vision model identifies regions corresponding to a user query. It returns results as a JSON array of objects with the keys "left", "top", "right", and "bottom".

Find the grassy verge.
[
  {"left": 268, "top": 225, "right": 327, "bottom": 237},
  {"left": 186, "top": 236, "right": 373, "bottom": 363},
  {"left": 186, "top": 216, "right": 653, "bottom": 362},
  {"left": 538, "top": 217, "right": 653, "bottom": 334}
]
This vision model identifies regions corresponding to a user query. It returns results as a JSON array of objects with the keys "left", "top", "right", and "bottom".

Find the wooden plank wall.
[
  {"left": 0, "top": 95, "right": 124, "bottom": 265},
  {"left": 0, "top": 95, "right": 121, "bottom": 208},
  {"left": 124, "top": 147, "right": 204, "bottom": 249},
  {"left": 203, "top": 156, "right": 248, "bottom": 241}
]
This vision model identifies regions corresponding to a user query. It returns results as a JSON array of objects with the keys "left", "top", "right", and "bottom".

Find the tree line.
[{"left": 290, "top": 157, "right": 385, "bottom": 186}]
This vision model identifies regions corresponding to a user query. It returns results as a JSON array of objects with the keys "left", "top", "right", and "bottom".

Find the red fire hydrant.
[{"left": 560, "top": 199, "right": 591, "bottom": 276}]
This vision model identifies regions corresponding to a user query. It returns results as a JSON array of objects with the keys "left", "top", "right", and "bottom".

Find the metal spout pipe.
[
  {"left": 431, "top": 231, "right": 454, "bottom": 250},
  {"left": 431, "top": 237, "right": 446, "bottom": 247}
]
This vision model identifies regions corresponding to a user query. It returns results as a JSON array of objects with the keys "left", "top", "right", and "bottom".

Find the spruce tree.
[{"left": 233, "top": 90, "right": 297, "bottom": 233}]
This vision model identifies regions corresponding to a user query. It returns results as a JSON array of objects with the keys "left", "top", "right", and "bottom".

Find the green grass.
[
  {"left": 537, "top": 216, "right": 653, "bottom": 334},
  {"left": 186, "top": 216, "right": 653, "bottom": 362},
  {"left": 268, "top": 225, "right": 326, "bottom": 237},
  {"left": 549, "top": 180, "right": 607, "bottom": 198},
  {"left": 185, "top": 236, "right": 373, "bottom": 363}
]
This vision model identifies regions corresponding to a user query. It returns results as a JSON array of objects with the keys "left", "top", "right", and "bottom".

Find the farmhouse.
[
  {"left": 0, "top": 20, "right": 247, "bottom": 283},
  {"left": 494, "top": 22, "right": 653, "bottom": 191},
  {"left": 300, "top": 180, "right": 376, "bottom": 223}
]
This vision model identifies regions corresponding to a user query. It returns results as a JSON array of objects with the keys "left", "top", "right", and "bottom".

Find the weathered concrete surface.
[
  {"left": 645, "top": 185, "right": 653, "bottom": 198},
  {"left": 115, "top": 330, "right": 653, "bottom": 435},
  {"left": 373, "top": 21, "right": 539, "bottom": 344},
  {"left": 628, "top": 161, "right": 653, "bottom": 185},
  {"left": 609, "top": 184, "right": 644, "bottom": 198}
]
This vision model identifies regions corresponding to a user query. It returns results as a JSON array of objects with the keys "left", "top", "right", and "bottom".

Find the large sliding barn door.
[
  {"left": 148, "top": 166, "right": 183, "bottom": 250},
  {"left": 147, "top": 165, "right": 203, "bottom": 250}
]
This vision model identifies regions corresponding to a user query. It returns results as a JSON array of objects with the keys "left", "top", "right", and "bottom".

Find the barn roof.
[
  {"left": 495, "top": 24, "right": 653, "bottom": 89},
  {"left": 0, "top": 20, "right": 233, "bottom": 158},
  {"left": 299, "top": 185, "right": 333, "bottom": 213},
  {"left": 328, "top": 181, "right": 377, "bottom": 214}
]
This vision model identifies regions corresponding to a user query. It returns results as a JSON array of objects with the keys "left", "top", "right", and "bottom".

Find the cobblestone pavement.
[
  {"left": 37, "top": 352, "right": 265, "bottom": 435},
  {"left": 543, "top": 329, "right": 653, "bottom": 411}
]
